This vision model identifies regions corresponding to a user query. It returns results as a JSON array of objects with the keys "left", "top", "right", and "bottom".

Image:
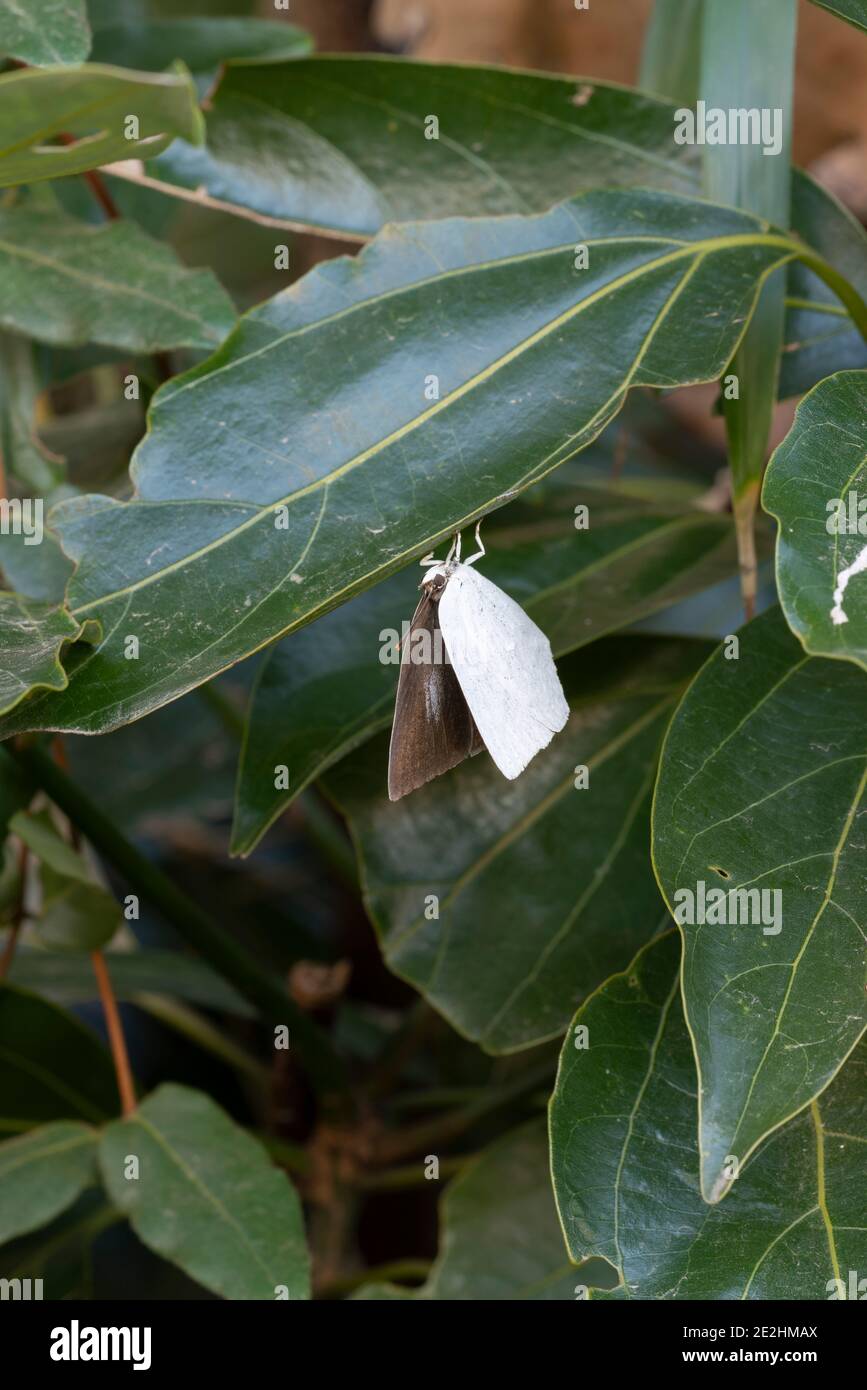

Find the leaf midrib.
[
  {"left": 70, "top": 229, "right": 795, "bottom": 623},
  {"left": 123, "top": 1110, "right": 279, "bottom": 1286}
]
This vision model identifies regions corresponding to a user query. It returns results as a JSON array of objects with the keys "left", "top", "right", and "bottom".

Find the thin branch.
[
  {"left": 375, "top": 1055, "right": 555, "bottom": 1164},
  {"left": 5, "top": 739, "right": 349, "bottom": 1101},
  {"left": 91, "top": 949, "right": 137, "bottom": 1116}
]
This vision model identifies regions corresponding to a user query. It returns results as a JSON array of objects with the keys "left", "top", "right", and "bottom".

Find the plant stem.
[
  {"left": 91, "top": 949, "right": 137, "bottom": 1116},
  {"left": 701, "top": 0, "right": 797, "bottom": 621},
  {"left": 375, "top": 1055, "right": 555, "bottom": 1164},
  {"left": 5, "top": 738, "right": 348, "bottom": 1100}
]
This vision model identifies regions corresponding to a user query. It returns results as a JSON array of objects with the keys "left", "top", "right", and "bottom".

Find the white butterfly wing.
[{"left": 438, "top": 564, "right": 569, "bottom": 779}]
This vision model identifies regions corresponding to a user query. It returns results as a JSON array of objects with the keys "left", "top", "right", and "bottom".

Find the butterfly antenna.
[{"left": 464, "top": 520, "right": 486, "bottom": 567}]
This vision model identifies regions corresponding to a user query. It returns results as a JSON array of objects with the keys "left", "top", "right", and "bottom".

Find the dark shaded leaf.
[
  {"left": 0, "top": 985, "right": 118, "bottom": 1123},
  {"left": 323, "top": 637, "right": 708, "bottom": 1052},
  {"left": 233, "top": 479, "right": 743, "bottom": 855}
]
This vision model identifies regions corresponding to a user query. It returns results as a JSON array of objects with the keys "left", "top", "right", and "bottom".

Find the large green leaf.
[
  {"left": 233, "top": 476, "right": 742, "bottom": 856},
  {"left": 99, "top": 1083, "right": 309, "bottom": 1300},
  {"left": 0, "top": 594, "right": 95, "bottom": 718},
  {"left": 150, "top": 56, "right": 697, "bottom": 237},
  {"left": 91, "top": 17, "right": 312, "bottom": 93},
  {"left": 0, "top": 0, "right": 90, "bottom": 67},
  {"left": 652, "top": 606, "right": 867, "bottom": 1203},
  {"left": 0, "top": 190, "right": 810, "bottom": 740},
  {"left": 0, "top": 985, "right": 118, "bottom": 1123},
  {"left": 138, "top": 57, "right": 866, "bottom": 390},
  {"left": 0, "top": 208, "right": 234, "bottom": 351},
  {"left": 550, "top": 932, "right": 867, "bottom": 1299},
  {"left": 763, "top": 370, "right": 867, "bottom": 666},
  {"left": 0, "top": 1121, "right": 97, "bottom": 1244},
  {"left": 0, "top": 62, "right": 203, "bottom": 187},
  {"left": 10, "top": 809, "right": 120, "bottom": 952},
  {"left": 324, "top": 637, "right": 708, "bottom": 1052}
]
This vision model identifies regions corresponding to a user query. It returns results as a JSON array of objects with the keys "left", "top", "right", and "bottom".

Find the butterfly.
[{"left": 388, "top": 524, "right": 569, "bottom": 800}]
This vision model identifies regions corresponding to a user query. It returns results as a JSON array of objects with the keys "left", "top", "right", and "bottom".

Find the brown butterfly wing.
[{"left": 387, "top": 589, "right": 480, "bottom": 801}]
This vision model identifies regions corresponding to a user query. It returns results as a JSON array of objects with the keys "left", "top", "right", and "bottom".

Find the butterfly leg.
[{"left": 464, "top": 520, "right": 486, "bottom": 567}]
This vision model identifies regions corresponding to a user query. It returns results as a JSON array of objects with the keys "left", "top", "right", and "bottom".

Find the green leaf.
[
  {"left": 91, "top": 17, "right": 313, "bottom": 94},
  {"left": 323, "top": 637, "right": 708, "bottom": 1052},
  {"left": 0, "top": 189, "right": 808, "bottom": 739},
  {"left": 233, "top": 477, "right": 744, "bottom": 856},
  {"left": 764, "top": 369, "right": 867, "bottom": 665},
  {"left": 99, "top": 1083, "right": 309, "bottom": 1300},
  {"left": 0, "top": 332, "right": 65, "bottom": 492},
  {"left": 652, "top": 605, "right": 867, "bottom": 1203},
  {"left": 0, "top": 593, "right": 96, "bottom": 718},
  {"left": 0, "top": 62, "right": 203, "bottom": 188},
  {"left": 809, "top": 0, "right": 867, "bottom": 31},
  {"left": 149, "top": 57, "right": 696, "bottom": 238},
  {"left": 781, "top": 175, "right": 867, "bottom": 400},
  {"left": 10, "top": 809, "right": 120, "bottom": 952},
  {"left": 7, "top": 947, "right": 253, "bottom": 1016},
  {"left": 0, "top": 0, "right": 90, "bottom": 67},
  {"left": 550, "top": 932, "right": 867, "bottom": 1298},
  {"left": 0, "top": 208, "right": 234, "bottom": 351},
  {"left": 0, "top": 1121, "right": 97, "bottom": 1244},
  {"left": 0, "top": 985, "right": 118, "bottom": 1123}
]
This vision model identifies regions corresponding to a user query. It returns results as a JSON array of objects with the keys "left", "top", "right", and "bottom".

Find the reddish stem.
[{"left": 91, "top": 950, "right": 137, "bottom": 1116}]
